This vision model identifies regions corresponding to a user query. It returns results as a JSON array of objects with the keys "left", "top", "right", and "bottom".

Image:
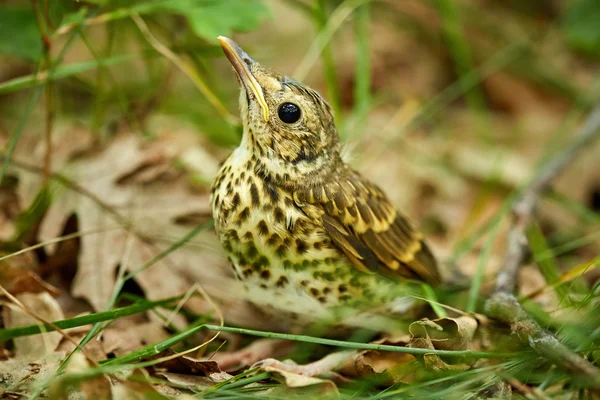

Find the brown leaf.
[
  {"left": 150, "top": 349, "right": 234, "bottom": 383},
  {"left": 10, "top": 125, "right": 234, "bottom": 315},
  {"left": 48, "top": 352, "right": 112, "bottom": 400},
  {"left": 0, "top": 352, "right": 65, "bottom": 396},
  {"left": 340, "top": 336, "right": 416, "bottom": 384},
  {"left": 409, "top": 316, "right": 478, "bottom": 351},
  {"left": 263, "top": 365, "right": 338, "bottom": 393},
  {"left": 408, "top": 316, "right": 478, "bottom": 372},
  {"left": 101, "top": 320, "right": 169, "bottom": 358},
  {"left": 4, "top": 292, "right": 64, "bottom": 358},
  {"left": 0, "top": 253, "right": 60, "bottom": 296}
]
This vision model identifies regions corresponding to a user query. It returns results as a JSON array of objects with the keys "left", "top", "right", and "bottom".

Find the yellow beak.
[{"left": 218, "top": 36, "right": 269, "bottom": 122}]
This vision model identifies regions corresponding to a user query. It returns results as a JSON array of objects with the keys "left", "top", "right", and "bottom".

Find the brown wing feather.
[{"left": 295, "top": 169, "right": 440, "bottom": 284}]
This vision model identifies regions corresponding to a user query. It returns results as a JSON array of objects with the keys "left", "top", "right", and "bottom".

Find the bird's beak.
[{"left": 218, "top": 36, "right": 269, "bottom": 122}]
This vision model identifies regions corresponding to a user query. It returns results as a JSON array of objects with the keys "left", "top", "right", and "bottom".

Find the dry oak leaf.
[
  {"left": 409, "top": 316, "right": 478, "bottom": 372},
  {"left": 340, "top": 335, "right": 417, "bottom": 384},
  {"left": 3, "top": 292, "right": 64, "bottom": 358},
  {"left": 12, "top": 126, "right": 233, "bottom": 312},
  {"left": 263, "top": 364, "right": 338, "bottom": 394}
]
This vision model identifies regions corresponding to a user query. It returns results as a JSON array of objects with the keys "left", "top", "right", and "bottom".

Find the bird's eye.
[{"left": 277, "top": 103, "right": 301, "bottom": 124}]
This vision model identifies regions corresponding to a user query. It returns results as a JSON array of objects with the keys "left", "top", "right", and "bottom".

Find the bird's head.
[{"left": 219, "top": 36, "right": 341, "bottom": 182}]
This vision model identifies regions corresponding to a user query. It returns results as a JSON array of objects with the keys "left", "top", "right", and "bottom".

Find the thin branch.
[
  {"left": 485, "top": 104, "right": 600, "bottom": 391},
  {"left": 495, "top": 104, "right": 600, "bottom": 295}
]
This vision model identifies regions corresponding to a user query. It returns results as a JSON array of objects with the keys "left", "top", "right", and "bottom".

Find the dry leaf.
[
  {"left": 5, "top": 292, "right": 64, "bottom": 358},
  {"left": 408, "top": 316, "right": 478, "bottom": 372},
  {"left": 9, "top": 123, "right": 234, "bottom": 315},
  {"left": 0, "top": 253, "right": 60, "bottom": 296},
  {"left": 101, "top": 320, "right": 169, "bottom": 358},
  {"left": 340, "top": 335, "right": 416, "bottom": 383},
  {"left": 263, "top": 365, "right": 338, "bottom": 393},
  {"left": 409, "top": 316, "right": 478, "bottom": 351},
  {"left": 0, "top": 352, "right": 65, "bottom": 396}
]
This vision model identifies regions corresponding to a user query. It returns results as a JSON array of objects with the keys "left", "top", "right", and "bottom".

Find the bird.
[{"left": 211, "top": 36, "right": 440, "bottom": 329}]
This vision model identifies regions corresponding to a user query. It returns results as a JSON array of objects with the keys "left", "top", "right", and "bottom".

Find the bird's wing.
[{"left": 294, "top": 170, "right": 440, "bottom": 284}]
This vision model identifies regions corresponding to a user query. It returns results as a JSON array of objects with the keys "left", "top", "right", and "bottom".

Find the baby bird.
[{"left": 211, "top": 37, "right": 439, "bottom": 328}]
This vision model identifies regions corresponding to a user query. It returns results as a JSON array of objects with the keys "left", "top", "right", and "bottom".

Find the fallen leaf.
[
  {"left": 409, "top": 316, "right": 478, "bottom": 351},
  {"left": 101, "top": 320, "right": 169, "bottom": 358},
  {"left": 263, "top": 365, "right": 338, "bottom": 393},
  {"left": 340, "top": 335, "right": 417, "bottom": 384},
  {"left": 48, "top": 352, "right": 112, "bottom": 399},
  {"left": 0, "top": 352, "right": 65, "bottom": 397},
  {"left": 0, "top": 252, "right": 60, "bottom": 296},
  {"left": 4, "top": 292, "right": 64, "bottom": 358},
  {"left": 408, "top": 316, "right": 478, "bottom": 372},
  {"left": 8, "top": 122, "right": 235, "bottom": 316}
]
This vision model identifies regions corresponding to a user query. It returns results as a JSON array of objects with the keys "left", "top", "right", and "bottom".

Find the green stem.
[
  {"left": 433, "top": 0, "right": 490, "bottom": 143},
  {"left": 0, "top": 297, "right": 181, "bottom": 342},
  {"left": 352, "top": 2, "right": 371, "bottom": 130},
  {"left": 314, "top": 0, "right": 343, "bottom": 124}
]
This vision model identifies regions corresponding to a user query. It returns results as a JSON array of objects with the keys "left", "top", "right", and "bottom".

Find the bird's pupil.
[{"left": 278, "top": 103, "right": 301, "bottom": 123}]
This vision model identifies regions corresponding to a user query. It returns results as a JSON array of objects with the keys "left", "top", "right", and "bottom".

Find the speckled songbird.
[{"left": 211, "top": 37, "right": 439, "bottom": 326}]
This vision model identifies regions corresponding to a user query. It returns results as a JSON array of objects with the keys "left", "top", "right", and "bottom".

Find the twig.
[
  {"left": 494, "top": 104, "right": 600, "bottom": 294},
  {"left": 485, "top": 104, "right": 600, "bottom": 390}
]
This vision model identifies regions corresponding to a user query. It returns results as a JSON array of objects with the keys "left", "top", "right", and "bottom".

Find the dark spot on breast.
[
  {"left": 300, "top": 280, "right": 308, "bottom": 287},
  {"left": 323, "top": 287, "right": 331, "bottom": 294},
  {"left": 225, "top": 230, "right": 239, "bottom": 241},
  {"left": 313, "top": 241, "right": 323, "bottom": 250},
  {"left": 237, "top": 254, "right": 248, "bottom": 266},
  {"left": 260, "top": 283, "right": 267, "bottom": 289},
  {"left": 260, "top": 270, "right": 271, "bottom": 279},
  {"left": 318, "top": 296, "right": 327, "bottom": 304},
  {"left": 283, "top": 260, "right": 292, "bottom": 269},
  {"left": 257, "top": 220, "right": 269, "bottom": 236},
  {"left": 256, "top": 255, "right": 269, "bottom": 267},
  {"left": 266, "top": 233, "right": 280, "bottom": 246},
  {"left": 222, "top": 208, "right": 230, "bottom": 220},
  {"left": 276, "top": 245, "right": 287, "bottom": 257},
  {"left": 294, "top": 219, "right": 306, "bottom": 232},
  {"left": 226, "top": 181, "right": 233, "bottom": 195},
  {"left": 243, "top": 231, "right": 253, "bottom": 241},
  {"left": 231, "top": 193, "right": 241, "bottom": 209},
  {"left": 339, "top": 294, "right": 351, "bottom": 302},
  {"left": 309, "top": 287, "right": 320, "bottom": 297},
  {"left": 246, "top": 243, "right": 258, "bottom": 260},
  {"left": 276, "top": 276, "right": 289, "bottom": 287},
  {"left": 273, "top": 207, "right": 285, "bottom": 223},
  {"left": 237, "top": 207, "right": 250, "bottom": 224},
  {"left": 250, "top": 183, "right": 260, "bottom": 206},
  {"left": 295, "top": 239, "right": 308, "bottom": 254},
  {"left": 338, "top": 284, "right": 347, "bottom": 293}
]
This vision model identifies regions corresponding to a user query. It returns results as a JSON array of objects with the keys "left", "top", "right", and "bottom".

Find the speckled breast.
[{"left": 210, "top": 147, "right": 379, "bottom": 322}]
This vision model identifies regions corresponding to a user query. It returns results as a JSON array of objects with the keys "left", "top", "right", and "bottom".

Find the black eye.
[{"left": 278, "top": 103, "right": 301, "bottom": 124}]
